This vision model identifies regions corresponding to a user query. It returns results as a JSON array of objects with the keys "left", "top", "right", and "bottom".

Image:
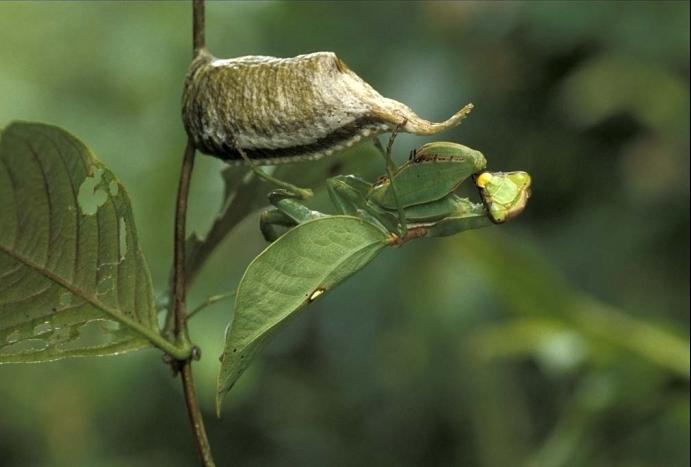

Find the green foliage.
[
  {"left": 218, "top": 141, "right": 531, "bottom": 409},
  {"left": 0, "top": 122, "right": 159, "bottom": 363},
  {"left": 0, "top": 2, "right": 688, "bottom": 467},
  {"left": 217, "top": 216, "right": 387, "bottom": 411}
]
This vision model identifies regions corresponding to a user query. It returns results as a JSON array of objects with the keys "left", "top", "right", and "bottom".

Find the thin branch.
[
  {"left": 188, "top": 290, "right": 236, "bottom": 320},
  {"left": 173, "top": 139, "right": 196, "bottom": 343},
  {"left": 173, "top": 135, "right": 216, "bottom": 467},
  {"left": 182, "top": 362, "right": 216, "bottom": 466},
  {"left": 173, "top": 138, "right": 215, "bottom": 467},
  {"left": 193, "top": 0, "right": 205, "bottom": 56},
  {"left": 169, "top": 1, "right": 216, "bottom": 465}
]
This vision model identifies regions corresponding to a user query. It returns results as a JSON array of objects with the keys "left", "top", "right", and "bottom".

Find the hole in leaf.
[
  {"left": 33, "top": 322, "right": 53, "bottom": 336},
  {"left": 109, "top": 180, "right": 119, "bottom": 196},
  {"left": 47, "top": 326, "right": 78, "bottom": 344},
  {"left": 58, "top": 291, "right": 72, "bottom": 309},
  {"left": 1, "top": 338, "right": 49, "bottom": 355},
  {"left": 77, "top": 168, "right": 108, "bottom": 215},
  {"left": 56, "top": 320, "right": 118, "bottom": 351},
  {"left": 97, "top": 275, "right": 114, "bottom": 296},
  {"left": 101, "top": 320, "right": 121, "bottom": 332},
  {"left": 119, "top": 217, "right": 128, "bottom": 261},
  {"left": 5, "top": 330, "right": 21, "bottom": 344}
]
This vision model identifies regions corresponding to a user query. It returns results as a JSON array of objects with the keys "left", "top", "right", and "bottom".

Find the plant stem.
[
  {"left": 173, "top": 133, "right": 216, "bottom": 467},
  {"left": 170, "top": 1, "right": 216, "bottom": 465},
  {"left": 182, "top": 361, "right": 216, "bottom": 466},
  {"left": 193, "top": 0, "right": 205, "bottom": 55},
  {"left": 173, "top": 139, "right": 195, "bottom": 346}
]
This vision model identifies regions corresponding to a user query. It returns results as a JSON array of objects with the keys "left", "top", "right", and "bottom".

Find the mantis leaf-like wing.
[
  {"left": 217, "top": 216, "right": 388, "bottom": 413},
  {"left": 369, "top": 142, "right": 487, "bottom": 209}
]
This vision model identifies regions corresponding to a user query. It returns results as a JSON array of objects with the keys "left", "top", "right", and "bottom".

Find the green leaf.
[
  {"left": 0, "top": 122, "right": 159, "bottom": 363},
  {"left": 183, "top": 149, "right": 374, "bottom": 289},
  {"left": 216, "top": 215, "right": 388, "bottom": 412},
  {"left": 165, "top": 148, "right": 374, "bottom": 330}
]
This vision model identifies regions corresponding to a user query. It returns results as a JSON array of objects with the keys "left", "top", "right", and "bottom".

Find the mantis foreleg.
[
  {"left": 230, "top": 134, "right": 313, "bottom": 200},
  {"left": 373, "top": 119, "right": 408, "bottom": 237}
]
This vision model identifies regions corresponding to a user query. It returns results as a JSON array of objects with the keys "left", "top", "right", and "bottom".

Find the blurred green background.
[{"left": 1, "top": 1, "right": 689, "bottom": 466}]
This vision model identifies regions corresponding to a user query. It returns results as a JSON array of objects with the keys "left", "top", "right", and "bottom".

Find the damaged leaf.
[{"left": 0, "top": 122, "right": 159, "bottom": 363}]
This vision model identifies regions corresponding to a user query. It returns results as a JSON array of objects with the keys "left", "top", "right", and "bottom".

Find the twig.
[
  {"left": 170, "top": 1, "right": 216, "bottom": 465},
  {"left": 188, "top": 291, "right": 236, "bottom": 320},
  {"left": 181, "top": 358, "right": 215, "bottom": 466},
  {"left": 192, "top": 0, "right": 205, "bottom": 56},
  {"left": 174, "top": 138, "right": 216, "bottom": 467},
  {"left": 173, "top": 140, "right": 195, "bottom": 347}
]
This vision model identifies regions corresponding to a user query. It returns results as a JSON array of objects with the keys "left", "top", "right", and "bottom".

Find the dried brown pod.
[{"left": 182, "top": 50, "right": 473, "bottom": 165}]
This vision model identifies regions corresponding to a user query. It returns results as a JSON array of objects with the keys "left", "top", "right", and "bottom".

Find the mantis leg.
[
  {"left": 325, "top": 175, "right": 370, "bottom": 215},
  {"left": 260, "top": 209, "right": 297, "bottom": 242},
  {"left": 259, "top": 190, "right": 325, "bottom": 242},
  {"left": 324, "top": 175, "right": 397, "bottom": 234},
  {"left": 425, "top": 213, "right": 494, "bottom": 237},
  {"left": 411, "top": 199, "right": 493, "bottom": 239},
  {"left": 373, "top": 119, "right": 408, "bottom": 236},
  {"left": 230, "top": 135, "right": 313, "bottom": 200}
]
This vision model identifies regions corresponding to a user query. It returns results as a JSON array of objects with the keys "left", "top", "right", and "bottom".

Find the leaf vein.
[
  {"left": 38, "top": 126, "right": 82, "bottom": 285},
  {"left": 21, "top": 136, "right": 53, "bottom": 269},
  {"left": 0, "top": 155, "right": 19, "bottom": 250}
]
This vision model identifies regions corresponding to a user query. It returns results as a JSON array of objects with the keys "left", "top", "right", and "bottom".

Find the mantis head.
[{"left": 475, "top": 171, "right": 532, "bottom": 223}]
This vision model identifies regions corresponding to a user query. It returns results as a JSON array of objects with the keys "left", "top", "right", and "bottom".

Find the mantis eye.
[{"left": 475, "top": 172, "right": 493, "bottom": 188}]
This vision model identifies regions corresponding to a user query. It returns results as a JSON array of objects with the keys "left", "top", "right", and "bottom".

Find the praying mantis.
[
  {"left": 216, "top": 141, "right": 532, "bottom": 406},
  {"left": 258, "top": 141, "right": 532, "bottom": 243}
]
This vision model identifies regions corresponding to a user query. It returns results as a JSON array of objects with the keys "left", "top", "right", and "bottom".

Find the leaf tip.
[{"left": 215, "top": 386, "right": 227, "bottom": 418}]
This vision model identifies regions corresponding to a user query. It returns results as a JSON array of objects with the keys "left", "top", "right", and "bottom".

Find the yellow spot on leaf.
[{"left": 308, "top": 287, "right": 326, "bottom": 303}]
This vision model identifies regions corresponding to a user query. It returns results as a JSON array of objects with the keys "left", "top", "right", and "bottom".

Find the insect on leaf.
[
  {"left": 216, "top": 216, "right": 388, "bottom": 413},
  {"left": 0, "top": 122, "right": 158, "bottom": 364}
]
